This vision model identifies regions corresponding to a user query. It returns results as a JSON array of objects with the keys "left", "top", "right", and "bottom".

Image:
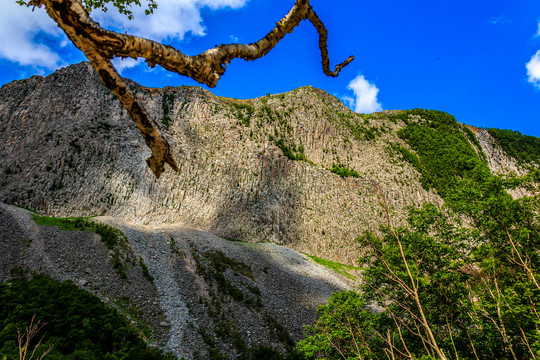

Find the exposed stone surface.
[
  {"left": 0, "top": 62, "right": 443, "bottom": 265},
  {"left": 1, "top": 62, "right": 536, "bottom": 359},
  {"left": 465, "top": 125, "right": 526, "bottom": 176},
  {"left": 0, "top": 202, "right": 170, "bottom": 348},
  {"left": 0, "top": 202, "right": 353, "bottom": 359},
  {"left": 465, "top": 125, "right": 530, "bottom": 198}
]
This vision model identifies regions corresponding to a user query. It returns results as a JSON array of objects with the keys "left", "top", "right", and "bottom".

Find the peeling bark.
[{"left": 28, "top": 0, "right": 353, "bottom": 177}]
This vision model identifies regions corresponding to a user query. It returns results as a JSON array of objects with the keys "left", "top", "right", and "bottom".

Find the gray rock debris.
[
  {"left": 98, "top": 217, "right": 355, "bottom": 359},
  {"left": 104, "top": 219, "right": 191, "bottom": 358}
]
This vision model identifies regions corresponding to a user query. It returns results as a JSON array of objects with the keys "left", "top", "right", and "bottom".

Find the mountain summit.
[{"left": 0, "top": 62, "right": 533, "bottom": 264}]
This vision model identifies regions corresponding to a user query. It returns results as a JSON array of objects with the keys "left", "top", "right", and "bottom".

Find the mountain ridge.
[
  {"left": 1, "top": 62, "right": 539, "bottom": 359},
  {"left": 0, "top": 62, "right": 534, "bottom": 265}
]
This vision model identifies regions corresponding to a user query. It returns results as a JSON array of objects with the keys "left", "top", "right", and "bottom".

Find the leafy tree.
[
  {"left": 298, "top": 169, "right": 540, "bottom": 359},
  {"left": 298, "top": 291, "right": 386, "bottom": 360},
  {"left": 0, "top": 274, "right": 175, "bottom": 359},
  {"left": 17, "top": 0, "right": 353, "bottom": 178}
]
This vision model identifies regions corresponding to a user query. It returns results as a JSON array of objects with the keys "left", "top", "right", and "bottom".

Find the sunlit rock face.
[{"left": 1, "top": 61, "right": 483, "bottom": 265}]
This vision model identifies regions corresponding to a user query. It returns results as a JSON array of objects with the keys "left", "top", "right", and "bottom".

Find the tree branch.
[{"left": 29, "top": 0, "right": 353, "bottom": 177}]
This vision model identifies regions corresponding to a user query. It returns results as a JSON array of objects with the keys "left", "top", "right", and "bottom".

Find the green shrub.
[
  {"left": 329, "top": 164, "right": 360, "bottom": 178},
  {"left": 488, "top": 128, "right": 540, "bottom": 165},
  {"left": 0, "top": 274, "right": 175, "bottom": 359},
  {"left": 162, "top": 114, "right": 171, "bottom": 130},
  {"left": 275, "top": 139, "right": 307, "bottom": 161},
  {"left": 139, "top": 257, "right": 154, "bottom": 283},
  {"left": 161, "top": 92, "right": 174, "bottom": 130}
]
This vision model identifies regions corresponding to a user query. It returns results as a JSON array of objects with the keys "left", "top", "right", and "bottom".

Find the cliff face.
[
  {"left": 1, "top": 62, "right": 537, "bottom": 359},
  {"left": 465, "top": 124, "right": 531, "bottom": 199},
  {"left": 0, "top": 62, "right": 529, "bottom": 264},
  {"left": 465, "top": 125, "right": 525, "bottom": 176}
]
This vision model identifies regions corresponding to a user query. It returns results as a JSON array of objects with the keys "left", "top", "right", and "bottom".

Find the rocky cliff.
[
  {"left": 0, "top": 62, "right": 531, "bottom": 265},
  {"left": 1, "top": 62, "right": 537, "bottom": 359}
]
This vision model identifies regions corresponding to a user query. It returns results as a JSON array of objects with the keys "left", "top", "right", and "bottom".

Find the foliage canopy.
[
  {"left": 0, "top": 274, "right": 175, "bottom": 359},
  {"left": 298, "top": 110, "right": 540, "bottom": 360},
  {"left": 488, "top": 128, "right": 540, "bottom": 166}
]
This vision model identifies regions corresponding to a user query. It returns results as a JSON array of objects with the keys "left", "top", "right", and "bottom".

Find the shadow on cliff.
[
  {"left": 0, "top": 63, "right": 305, "bottom": 250},
  {"left": 207, "top": 143, "right": 304, "bottom": 247}
]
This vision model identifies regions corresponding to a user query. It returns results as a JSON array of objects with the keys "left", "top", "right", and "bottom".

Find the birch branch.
[{"left": 28, "top": 0, "right": 353, "bottom": 177}]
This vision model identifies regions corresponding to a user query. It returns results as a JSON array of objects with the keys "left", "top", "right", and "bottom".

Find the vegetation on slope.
[
  {"left": 392, "top": 109, "right": 490, "bottom": 198},
  {"left": 488, "top": 128, "right": 540, "bottom": 165},
  {"left": 297, "top": 109, "right": 540, "bottom": 359},
  {"left": 0, "top": 274, "right": 174, "bottom": 359},
  {"left": 299, "top": 173, "right": 540, "bottom": 359},
  {"left": 31, "top": 213, "right": 132, "bottom": 279},
  {"left": 231, "top": 102, "right": 255, "bottom": 127},
  {"left": 31, "top": 214, "right": 123, "bottom": 250},
  {"left": 190, "top": 248, "right": 305, "bottom": 360},
  {"left": 7, "top": 103, "right": 540, "bottom": 359},
  {"left": 272, "top": 137, "right": 307, "bottom": 162},
  {"left": 306, "top": 255, "right": 361, "bottom": 280},
  {"left": 329, "top": 164, "right": 360, "bottom": 178},
  {"left": 332, "top": 110, "right": 382, "bottom": 141}
]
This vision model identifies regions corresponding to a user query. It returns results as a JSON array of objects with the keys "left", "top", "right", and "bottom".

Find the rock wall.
[
  {"left": 465, "top": 125, "right": 530, "bottom": 198},
  {"left": 465, "top": 125, "right": 525, "bottom": 176},
  {"left": 1, "top": 62, "right": 443, "bottom": 264}
]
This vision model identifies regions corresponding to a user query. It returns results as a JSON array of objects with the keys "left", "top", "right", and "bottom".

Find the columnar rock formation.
[{"left": 0, "top": 62, "right": 525, "bottom": 264}]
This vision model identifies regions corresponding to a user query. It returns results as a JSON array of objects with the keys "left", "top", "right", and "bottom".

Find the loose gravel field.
[{"left": 1, "top": 202, "right": 356, "bottom": 359}]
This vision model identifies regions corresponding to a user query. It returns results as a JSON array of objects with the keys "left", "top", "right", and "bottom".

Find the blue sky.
[{"left": 1, "top": 0, "right": 540, "bottom": 136}]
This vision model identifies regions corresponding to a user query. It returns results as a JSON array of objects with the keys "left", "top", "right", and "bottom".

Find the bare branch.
[
  {"left": 306, "top": 6, "right": 354, "bottom": 77},
  {"left": 373, "top": 184, "right": 448, "bottom": 360},
  {"left": 29, "top": 0, "right": 353, "bottom": 177},
  {"left": 17, "top": 314, "right": 53, "bottom": 360}
]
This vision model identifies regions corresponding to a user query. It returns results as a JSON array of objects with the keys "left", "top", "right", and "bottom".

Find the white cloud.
[
  {"left": 93, "top": 0, "right": 248, "bottom": 42},
  {"left": 340, "top": 95, "right": 355, "bottom": 109},
  {"left": 526, "top": 50, "right": 540, "bottom": 89},
  {"left": 0, "top": 0, "right": 248, "bottom": 71},
  {"left": 112, "top": 57, "right": 143, "bottom": 74},
  {"left": 0, "top": 2, "right": 65, "bottom": 69},
  {"left": 346, "top": 75, "right": 382, "bottom": 113}
]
